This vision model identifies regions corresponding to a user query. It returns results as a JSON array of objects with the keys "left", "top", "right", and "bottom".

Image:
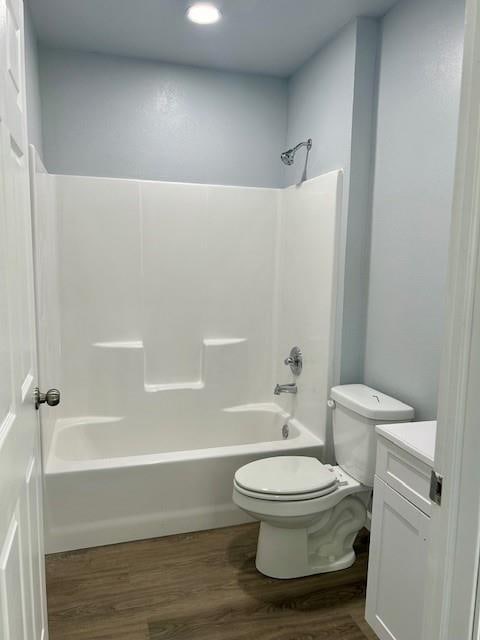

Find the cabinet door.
[{"left": 366, "top": 476, "right": 430, "bottom": 640}]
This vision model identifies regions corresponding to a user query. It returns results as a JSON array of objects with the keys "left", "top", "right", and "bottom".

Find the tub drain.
[{"left": 282, "top": 424, "right": 289, "bottom": 439}]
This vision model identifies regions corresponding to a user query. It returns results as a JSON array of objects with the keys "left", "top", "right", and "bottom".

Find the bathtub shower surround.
[{"left": 31, "top": 162, "right": 343, "bottom": 552}]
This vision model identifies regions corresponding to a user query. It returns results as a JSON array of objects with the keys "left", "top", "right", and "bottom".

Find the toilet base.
[{"left": 255, "top": 496, "right": 367, "bottom": 579}]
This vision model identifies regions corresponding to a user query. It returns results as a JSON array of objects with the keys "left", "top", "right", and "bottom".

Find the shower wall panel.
[
  {"left": 55, "top": 175, "right": 142, "bottom": 418},
  {"left": 275, "top": 171, "right": 343, "bottom": 449}
]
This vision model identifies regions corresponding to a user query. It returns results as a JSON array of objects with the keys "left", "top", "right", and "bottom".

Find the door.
[
  {"left": 0, "top": 0, "right": 48, "bottom": 638},
  {"left": 366, "top": 477, "right": 430, "bottom": 640},
  {"left": 422, "top": 0, "right": 480, "bottom": 638}
]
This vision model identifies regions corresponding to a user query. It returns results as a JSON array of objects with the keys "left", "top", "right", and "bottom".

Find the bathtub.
[{"left": 44, "top": 403, "right": 323, "bottom": 552}]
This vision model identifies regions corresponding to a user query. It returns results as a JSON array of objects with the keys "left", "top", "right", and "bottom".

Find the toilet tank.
[{"left": 330, "top": 384, "right": 414, "bottom": 487}]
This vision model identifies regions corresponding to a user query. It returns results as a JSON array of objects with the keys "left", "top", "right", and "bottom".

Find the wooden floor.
[{"left": 46, "top": 523, "right": 378, "bottom": 640}]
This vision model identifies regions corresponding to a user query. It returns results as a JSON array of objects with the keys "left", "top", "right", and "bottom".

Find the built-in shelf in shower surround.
[
  {"left": 91, "top": 337, "right": 248, "bottom": 394},
  {"left": 145, "top": 339, "right": 246, "bottom": 391},
  {"left": 93, "top": 341, "right": 144, "bottom": 349},
  {"left": 145, "top": 381, "right": 205, "bottom": 392},
  {"left": 145, "top": 338, "right": 247, "bottom": 392},
  {"left": 203, "top": 338, "right": 246, "bottom": 347}
]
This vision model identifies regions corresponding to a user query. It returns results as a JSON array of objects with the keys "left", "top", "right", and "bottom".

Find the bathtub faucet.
[{"left": 274, "top": 383, "right": 297, "bottom": 395}]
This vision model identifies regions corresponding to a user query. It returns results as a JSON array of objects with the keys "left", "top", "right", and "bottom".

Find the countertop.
[{"left": 376, "top": 420, "right": 437, "bottom": 467}]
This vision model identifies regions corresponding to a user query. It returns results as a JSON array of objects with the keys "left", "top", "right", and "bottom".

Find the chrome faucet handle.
[{"left": 284, "top": 346, "right": 302, "bottom": 376}]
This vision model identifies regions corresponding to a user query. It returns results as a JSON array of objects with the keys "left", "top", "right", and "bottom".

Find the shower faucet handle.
[{"left": 284, "top": 346, "right": 302, "bottom": 376}]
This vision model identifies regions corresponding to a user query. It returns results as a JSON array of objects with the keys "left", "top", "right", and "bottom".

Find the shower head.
[
  {"left": 281, "top": 139, "right": 312, "bottom": 166},
  {"left": 281, "top": 149, "right": 295, "bottom": 166}
]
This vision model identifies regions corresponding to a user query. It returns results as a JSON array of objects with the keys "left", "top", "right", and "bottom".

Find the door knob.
[{"left": 34, "top": 387, "right": 61, "bottom": 410}]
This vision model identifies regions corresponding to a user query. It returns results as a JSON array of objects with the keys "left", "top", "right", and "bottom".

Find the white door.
[
  {"left": 422, "top": 0, "right": 480, "bottom": 638},
  {"left": 0, "top": 0, "right": 49, "bottom": 638}
]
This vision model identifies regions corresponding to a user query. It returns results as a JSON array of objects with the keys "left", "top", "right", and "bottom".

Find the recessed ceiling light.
[{"left": 186, "top": 3, "right": 222, "bottom": 25}]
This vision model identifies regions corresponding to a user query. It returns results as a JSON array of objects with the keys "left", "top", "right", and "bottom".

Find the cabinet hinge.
[{"left": 429, "top": 470, "right": 443, "bottom": 506}]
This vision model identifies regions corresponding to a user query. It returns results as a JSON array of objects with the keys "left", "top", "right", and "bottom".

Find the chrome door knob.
[{"left": 34, "top": 387, "right": 61, "bottom": 410}]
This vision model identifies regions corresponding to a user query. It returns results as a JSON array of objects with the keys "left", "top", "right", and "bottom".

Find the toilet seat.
[
  {"left": 233, "top": 480, "right": 338, "bottom": 501},
  {"left": 234, "top": 456, "right": 338, "bottom": 502}
]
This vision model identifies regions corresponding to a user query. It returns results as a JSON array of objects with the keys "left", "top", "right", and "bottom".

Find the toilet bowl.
[
  {"left": 233, "top": 456, "right": 370, "bottom": 579},
  {"left": 233, "top": 384, "right": 414, "bottom": 579}
]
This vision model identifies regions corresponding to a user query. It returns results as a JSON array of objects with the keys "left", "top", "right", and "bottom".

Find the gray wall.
[
  {"left": 285, "top": 21, "right": 357, "bottom": 188},
  {"left": 24, "top": 5, "right": 44, "bottom": 155},
  {"left": 364, "top": 0, "right": 465, "bottom": 419},
  {"left": 39, "top": 49, "right": 287, "bottom": 188},
  {"left": 286, "top": 18, "right": 380, "bottom": 383}
]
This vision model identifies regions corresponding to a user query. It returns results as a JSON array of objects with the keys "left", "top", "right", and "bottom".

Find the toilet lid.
[{"left": 234, "top": 456, "right": 337, "bottom": 496}]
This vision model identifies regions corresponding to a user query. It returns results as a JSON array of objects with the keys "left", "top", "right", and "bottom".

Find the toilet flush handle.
[{"left": 327, "top": 399, "right": 336, "bottom": 409}]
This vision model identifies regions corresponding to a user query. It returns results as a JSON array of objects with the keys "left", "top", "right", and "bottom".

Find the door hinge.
[{"left": 430, "top": 470, "right": 443, "bottom": 506}]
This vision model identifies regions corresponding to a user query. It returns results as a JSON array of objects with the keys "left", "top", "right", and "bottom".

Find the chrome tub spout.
[{"left": 274, "top": 383, "right": 298, "bottom": 395}]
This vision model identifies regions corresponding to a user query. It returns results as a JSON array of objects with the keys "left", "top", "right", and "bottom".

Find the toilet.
[{"left": 232, "top": 384, "right": 414, "bottom": 579}]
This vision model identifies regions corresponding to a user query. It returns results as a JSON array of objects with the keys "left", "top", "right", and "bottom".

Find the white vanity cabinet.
[{"left": 365, "top": 421, "right": 436, "bottom": 640}]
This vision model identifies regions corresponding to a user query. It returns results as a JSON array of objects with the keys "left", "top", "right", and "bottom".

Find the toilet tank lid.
[{"left": 330, "top": 384, "right": 414, "bottom": 421}]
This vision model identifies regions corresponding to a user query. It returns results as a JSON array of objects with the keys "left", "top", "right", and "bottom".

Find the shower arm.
[
  {"left": 293, "top": 139, "right": 312, "bottom": 153},
  {"left": 297, "top": 139, "right": 313, "bottom": 185}
]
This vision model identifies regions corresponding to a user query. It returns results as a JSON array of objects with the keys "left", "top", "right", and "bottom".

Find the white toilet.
[{"left": 232, "top": 384, "right": 414, "bottom": 579}]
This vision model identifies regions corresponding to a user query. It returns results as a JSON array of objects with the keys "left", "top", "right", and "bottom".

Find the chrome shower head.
[
  {"left": 281, "top": 149, "right": 295, "bottom": 165},
  {"left": 281, "top": 139, "right": 312, "bottom": 166}
]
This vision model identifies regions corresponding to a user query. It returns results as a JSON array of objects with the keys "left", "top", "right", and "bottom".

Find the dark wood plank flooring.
[{"left": 46, "top": 523, "right": 377, "bottom": 640}]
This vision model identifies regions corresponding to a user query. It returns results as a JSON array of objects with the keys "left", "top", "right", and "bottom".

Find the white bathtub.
[{"left": 44, "top": 404, "right": 323, "bottom": 552}]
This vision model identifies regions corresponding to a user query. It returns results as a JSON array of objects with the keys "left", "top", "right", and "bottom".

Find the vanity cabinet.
[{"left": 366, "top": 427, "right": 434, "bottom": 640}]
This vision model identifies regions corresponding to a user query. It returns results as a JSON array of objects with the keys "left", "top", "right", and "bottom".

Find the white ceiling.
[{"left": 28, "top": 0, "right": 399, "bottom": 77}]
